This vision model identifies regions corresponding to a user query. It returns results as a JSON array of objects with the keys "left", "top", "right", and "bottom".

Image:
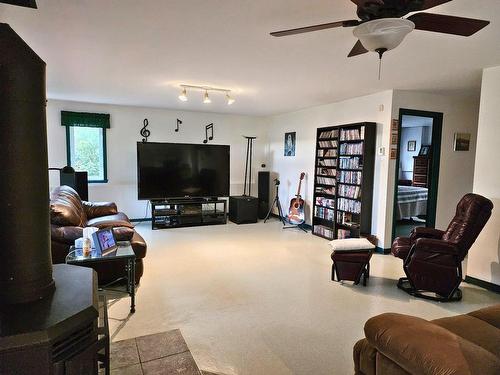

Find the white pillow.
[{"left": 329, "top": 238, "right": 375, "bottom": 251}]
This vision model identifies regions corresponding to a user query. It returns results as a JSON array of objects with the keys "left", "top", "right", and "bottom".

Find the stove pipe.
[{"left": 0, "top": 23, "right": 55, "bottom": 305}]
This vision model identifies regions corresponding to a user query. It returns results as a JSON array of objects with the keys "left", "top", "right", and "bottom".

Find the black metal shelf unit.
[
  {"left": 151, "top": 198, "right": 227, "bottom": 230},
  {"left": 312, "top": 122, "right": 376, "bottom": 240}
]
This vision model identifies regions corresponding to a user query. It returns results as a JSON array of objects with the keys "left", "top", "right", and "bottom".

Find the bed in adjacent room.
[{"left": 396, "top": 185, "right": 428, "bottom": 220}]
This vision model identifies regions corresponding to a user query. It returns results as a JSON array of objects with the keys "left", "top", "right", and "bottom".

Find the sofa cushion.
[
  {"left": 86, "top": 212, "right": 134, "bottom": 229},
  {"left": 433, "top": 314, "right": 500, "bottom": 358},
  {"left": 50, "top": 186, "right": 87, "bottom": 226},
  {"left": 468, "top": 304, "right": 500, "bottom": 329}
]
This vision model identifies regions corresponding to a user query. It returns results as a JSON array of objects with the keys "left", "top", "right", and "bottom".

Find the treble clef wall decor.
[{"left": 140, "top": 118, "right": 150, "bottom": 142}]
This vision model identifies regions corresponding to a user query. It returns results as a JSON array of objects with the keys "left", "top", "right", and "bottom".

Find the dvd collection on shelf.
[
  {"left": 338, "top": 171, "right": 362, "bottom": 185},
  {"left": 314, "top": 206, "right": 334, "bottom": 221},
  {"left": 318, "top": 158, "right": 337, "bottom": 167},
  {"left": 319, "top": 129, "right": 339, "bottom": 139},
  {"left": 317, "top": 149, "right": 338, "bottom": 158},
  {"left": 313, "top": 225, "right": 334, "bottom": 238},
  {"left": 339, "top": 156, "right": 362, "bottom": 169},
  {"left": 315, "top": 186, "right": 336, "bottom": 195},
  {"left": 312, "top": 123, "right": 375, "bottom": 240},
  {"left": 338, "top": 184, "right": 361, "bottom": 199},
  {"left": 319, "top": 140, "right": 338, "bottom": 148},
  {"left": 340, "top": 128, "right": 364, "bottom": 141},
  {"left": 317, "top": 167, "right": 336, "bottom": 176},
  {"left": 339, "top": 143, "right": 363, "bottom": 155},
  {"left": 316, "top": 176, "right": 336, "bottom": 185},
  {"left": 315, "top": 196, "right": 335, "bottom": 208},
  {"left": 337, "top": 197, "right": 362, "bottom": 214}
]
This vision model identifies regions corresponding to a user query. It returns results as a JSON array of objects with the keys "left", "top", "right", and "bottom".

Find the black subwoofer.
[{"left": 229, "top": 196, "right": 259, "bottom": 224}]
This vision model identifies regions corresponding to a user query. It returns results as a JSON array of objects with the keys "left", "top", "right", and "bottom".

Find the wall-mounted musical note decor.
[
  {"left": 203, "top": 123, "right": 214, "bottom": 144},
  {"left": 140, "top": 119, "right": 150, "bottom": 142},
  {"left": 175, "top": 118, "right": 182, "bottom": 132}
]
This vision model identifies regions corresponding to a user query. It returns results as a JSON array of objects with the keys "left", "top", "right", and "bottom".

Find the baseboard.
[
  {"left": 131, "top": 218, "right": 152, "bottom": 223},
  {"left": 375, "top": 247, "right": 391, "bottom": 254},
  {"left": 464, "top": 276, "right": 500, "bottom": 294}
]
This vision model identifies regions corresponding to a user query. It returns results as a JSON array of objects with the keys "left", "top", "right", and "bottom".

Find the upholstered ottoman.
[{"left": 330, "top": 238, "right": 375, "bottom": 286}]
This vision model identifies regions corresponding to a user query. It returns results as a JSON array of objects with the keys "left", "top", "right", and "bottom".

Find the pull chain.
[{"left": 375, "top": 48, "right": 387, "bottom": 81}]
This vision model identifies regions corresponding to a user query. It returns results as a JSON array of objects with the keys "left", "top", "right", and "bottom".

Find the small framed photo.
[
  {"left": 407, "top": 140, "right": 416, "bottom": 152},
  {"left": 390, "top": 148, "right": 397, "bottom": 159},
  {"left": 454, "top": 133, "right": 471, "bottom": 151},
  {"left": 284, "top": 132, "right": 296, "bottom": 156},
  {"left": 391, "top": 119, "right": 399, "bottom": 131},
  {"left": 391, "top": 134, "right": 398, "bottom": 145},
  {"left": 419, "top": 145, "right": 430, "bottom": 156}
]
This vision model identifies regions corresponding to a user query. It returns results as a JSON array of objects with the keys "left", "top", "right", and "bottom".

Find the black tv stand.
[{"left": 150, "top": 198, "right": 227, "bottom": 230}]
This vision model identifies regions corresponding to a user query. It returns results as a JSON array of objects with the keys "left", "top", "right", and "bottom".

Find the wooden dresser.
[{"left": 412, "top": 156, "right": 430, "bottom": 188}]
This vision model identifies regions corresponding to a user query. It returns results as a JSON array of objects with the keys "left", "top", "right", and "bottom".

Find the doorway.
[{"left": 392, "top": 109, "right": 443, "bottom": 240}]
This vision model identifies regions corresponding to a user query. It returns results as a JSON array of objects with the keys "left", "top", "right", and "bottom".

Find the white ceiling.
[{"left": 1, "top": 0, "right": 499, "bottom": 116}]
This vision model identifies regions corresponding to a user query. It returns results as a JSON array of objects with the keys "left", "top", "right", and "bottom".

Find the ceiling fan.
[{"left": 270, "top": 0, "right": 490, "bottom": 58}]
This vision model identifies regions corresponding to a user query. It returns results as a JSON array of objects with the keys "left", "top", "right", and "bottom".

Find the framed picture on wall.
[
  {"left": 454, "top": 133, "right": 471, "bottom": 151},
  {"left": 419, "top": 145, "right": 430, "bottom": 156},
  {"left": 391, "top": 134, "right": 398, "bottom": 145},
  {"left": 284, "top": 132, "right": 296, "bottom": 156},
  {"left": 408, "top": 140, "right": 416, "bottom": 152}
]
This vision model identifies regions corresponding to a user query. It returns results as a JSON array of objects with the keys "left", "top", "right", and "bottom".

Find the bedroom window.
[{"left": 62, "top": 111, "right": 110, "bottom": 183}]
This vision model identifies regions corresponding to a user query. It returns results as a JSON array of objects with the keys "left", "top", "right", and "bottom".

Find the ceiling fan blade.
[
  {"left": 348, "top": 40, "right": 368, "bottom": 57},
  {"left": 350, "top": 0, "right": 384, "bottom": 6},
  {"left": 270, "top": 20, "right": 359, "bottom": 37},
  {"left": 408, "top": 12, "right": 490, "bottom": 36},
  {"left": 418, "top": 0, "right": 453, "bottom": 11}
]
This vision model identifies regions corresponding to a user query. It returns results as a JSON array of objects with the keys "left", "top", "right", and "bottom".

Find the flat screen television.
[{"left": 137, "top": 142, "right": 230, "bottom": 200}]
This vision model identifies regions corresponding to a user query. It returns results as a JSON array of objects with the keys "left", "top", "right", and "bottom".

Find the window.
[{"left": 62, "top": 111, "right": 110, "bottom": 183}]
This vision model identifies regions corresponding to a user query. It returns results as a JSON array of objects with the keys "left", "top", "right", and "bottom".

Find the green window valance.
[{"left": 61, "top": 111, "right": 110, "bottom": 128}]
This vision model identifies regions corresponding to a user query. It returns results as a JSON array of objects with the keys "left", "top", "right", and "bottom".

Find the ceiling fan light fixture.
[
  {"left": 179, "top": 87, "right": 188, "bottom": 101},
  {"left": 353, "top": 18, "right": 415, "bottom": 52}
]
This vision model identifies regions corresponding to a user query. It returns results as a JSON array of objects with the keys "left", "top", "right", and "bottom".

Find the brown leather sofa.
[
  {"left": 392, "top": 193, "right": 493, "bottom": 301},
  {"left": 50, "top": 185, "right": 147, "bottom": 284},
  {"left": 354, "top": 304, "right": 500, "bottom": 375}
]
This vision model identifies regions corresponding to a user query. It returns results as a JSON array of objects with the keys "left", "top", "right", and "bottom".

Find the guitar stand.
[
  {"left": 264, "top": 180, "right": 286, "bottom": 226},
  {"left": 283, "top": 222, "right": 308, "bottom": 233}
]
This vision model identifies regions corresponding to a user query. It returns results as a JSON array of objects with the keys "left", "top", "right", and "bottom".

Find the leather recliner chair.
[
  {"left": 50, "top": 185, "right": 147, "bottom": 284},
  {"left": 391, "top": 193, "right": 493, "bottom": 301},
  {"left": 354, "top": 304, "right": 500, "bottom": 375}
]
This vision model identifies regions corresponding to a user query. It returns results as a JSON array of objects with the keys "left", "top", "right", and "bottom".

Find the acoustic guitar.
[{"left": 288, "top": 172, "right": 306, "bottom": 225}]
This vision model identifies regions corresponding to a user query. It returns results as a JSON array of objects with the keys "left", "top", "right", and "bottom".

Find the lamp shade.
[{"left": 353, "top": 18, "right": 415, "bottom": 52}]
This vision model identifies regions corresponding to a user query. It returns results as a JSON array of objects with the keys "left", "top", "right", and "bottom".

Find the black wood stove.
[{"left": 0, "top": 23, "right": 99, "bottom": 374}]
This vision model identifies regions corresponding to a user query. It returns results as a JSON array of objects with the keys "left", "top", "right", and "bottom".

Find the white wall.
[
  {"left": 391, "top": 91, "right": 480, "bottom": 234},
  {"left": 47, "top": 100, "right": 269, "bottom": 219},
  {"left": 267, "top": 91, "right": 394, "bottom": 248},
  {"left": 468, "top": 66, "right": 500, "bottom": 285},
  {"left": 399, "top": 126, "right": 424, "bottom": 180}
]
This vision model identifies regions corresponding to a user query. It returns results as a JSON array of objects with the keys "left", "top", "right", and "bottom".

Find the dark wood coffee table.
[{"left": 66, "top": 241, "right": 136, "bottom": 313}]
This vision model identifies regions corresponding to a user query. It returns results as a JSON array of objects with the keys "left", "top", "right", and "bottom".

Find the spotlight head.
[
  {"left": 226, "top": 93, "right": 235, "bottom": 105},
  {"left": 178, "top": 87, "right": 188, "bottom": 102},
  {"left": 203, "top": 90, "right": 211, "bottom": 104}
]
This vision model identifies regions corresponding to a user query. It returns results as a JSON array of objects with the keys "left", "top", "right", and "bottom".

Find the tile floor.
[
  {"left": 106, "top": 221, "right": 500, "bottom": 375},
  {"left": 109, "top": 329, "right": 200, "bottom": 375}
]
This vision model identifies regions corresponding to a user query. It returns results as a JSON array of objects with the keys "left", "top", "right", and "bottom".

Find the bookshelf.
[{"left": 312, "top": 122, "right": 376, "bottom": 240}]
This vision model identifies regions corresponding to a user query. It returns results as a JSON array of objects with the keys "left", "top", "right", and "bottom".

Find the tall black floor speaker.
[
  {"left": 258, "top": 171, "right": 270, "bottom": 219},
  {"left": 60, "top": 170, "right": 88, "bottom": 201}
]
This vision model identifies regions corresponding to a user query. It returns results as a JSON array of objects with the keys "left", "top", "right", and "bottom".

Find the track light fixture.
[{"left": 178, "top": 84, "right": 236, "bottom": 105}]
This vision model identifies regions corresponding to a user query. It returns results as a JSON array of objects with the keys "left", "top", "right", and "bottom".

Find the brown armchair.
[
  {"left": 391, "top": 193, "right": 493, "bottom": 301},
  {"left": 50, "top": 185, "right": 147, "bottom": 284}
]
